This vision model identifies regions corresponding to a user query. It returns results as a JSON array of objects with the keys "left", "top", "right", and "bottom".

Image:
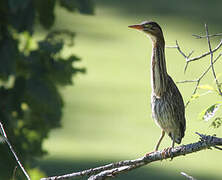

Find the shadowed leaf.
[{"left": 211, "top": 117, "right": 222, "bottom": 128}]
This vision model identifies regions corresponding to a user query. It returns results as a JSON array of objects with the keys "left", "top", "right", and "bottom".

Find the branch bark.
[{"left": 41, "top": 133, "right": 222, "bottom": 180}]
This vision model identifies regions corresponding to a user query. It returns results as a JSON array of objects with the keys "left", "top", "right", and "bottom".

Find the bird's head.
[{"left": 128, "top": 21, "right": 164, "bottom": 43}]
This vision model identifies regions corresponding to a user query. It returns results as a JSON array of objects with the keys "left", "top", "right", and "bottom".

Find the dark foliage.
[{"left": 0, "top": 0, "right": 94, "bottom": 179}]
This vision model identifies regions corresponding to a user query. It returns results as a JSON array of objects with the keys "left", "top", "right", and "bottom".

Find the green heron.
[{"left": 128, "top": 21, "right": 186, "bottom": 151}]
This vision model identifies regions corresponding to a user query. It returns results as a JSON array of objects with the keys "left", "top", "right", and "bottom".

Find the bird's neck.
[{"left": 151, "top": 40, "right": 168, "bottom": 97}]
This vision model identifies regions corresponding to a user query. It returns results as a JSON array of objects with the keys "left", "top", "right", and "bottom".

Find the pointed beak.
[{"left": 128, "top": 24, "right": 143, "bottom": 30}]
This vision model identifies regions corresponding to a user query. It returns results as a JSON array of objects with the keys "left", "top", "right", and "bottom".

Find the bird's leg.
[
  {"left": 169, "top": 139, "right": 175, "bottom": 160},
  {"left": 155, "top": 130, "right": 165, "bottom": 151},
  {"left": 161, "top": 136, "right": 175, "bottom": 160},
  {"left": 162, "top": 138, "right": 175, "bottom": 160},
  {"left": 145, "top": 130, "right": 165, "bottom": 156},
  {"left": 171, "top": 138, "right": 175, "bottom": 149}
]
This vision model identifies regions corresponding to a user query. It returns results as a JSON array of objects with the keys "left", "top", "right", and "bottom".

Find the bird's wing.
[{"left": 167, "top": 75, "right": 186, "bottom": 136}]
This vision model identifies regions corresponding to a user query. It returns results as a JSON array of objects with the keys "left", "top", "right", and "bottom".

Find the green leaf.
[
  {"left": 35, "top": 0, "right": 56, "bottom": 29},
  {"left": 199, "top": 103, "right": 221, "bottom": 121},
  {"left": 59, "top": 0, "right": 94, "bottom": 14},
  {"left": 76, "top": 0, "right": 94, "bottom": 14},
  {"left": 0, "top": 35, "right": 18, "bottom": 79},
  {"left": 38, "top": 41, "right": 63, "bottom": 55},
  {"left": 9, "top": 0, "right": 35, "bottom": 32},
  {"left": 211, "top": 117, "right": 222, "bottom": 128},
  {"left": 189, "top": 93, "right": 200, "bottom": 102},
  {"left": 47, "top": 55, "right": 85, "bottom": 86},
  {"left": 59, "top": 0, "right": 77, "bottom": 12},
  {"left": 24, "top": 77, "right": 63, "bottom": 128},
  {"left": 9, "top": 0, "right": 30, "bottom": 12},
  {"left": 198, "top": 84, "right": 215, "bottom": 91}
]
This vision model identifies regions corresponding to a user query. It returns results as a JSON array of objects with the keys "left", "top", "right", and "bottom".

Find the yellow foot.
[{"left": 161, "top": 147, "right": 174, "bottom": 160}]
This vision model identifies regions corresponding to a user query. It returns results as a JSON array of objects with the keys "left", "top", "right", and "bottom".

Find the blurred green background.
[
  {"left": 35, "top": 0, "right": 222, "bottom": 180},
  {"left": 3, "top": 0, "right": 222, "bottom": 179}
]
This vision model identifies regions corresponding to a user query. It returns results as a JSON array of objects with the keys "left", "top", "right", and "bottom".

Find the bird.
[{"left": 128, "top": 21, "right": 186, "bottom": 152}]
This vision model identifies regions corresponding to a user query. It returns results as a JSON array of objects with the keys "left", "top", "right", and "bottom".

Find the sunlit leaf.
[
  {"left": 198, "top": 84, "right": 215, "bottom": 91},
  {"left": 199, "top": 103, "right": 221, "bottom": 121},
  {"left": 189, "top": 93, "right": 200, "bottom": 102}
]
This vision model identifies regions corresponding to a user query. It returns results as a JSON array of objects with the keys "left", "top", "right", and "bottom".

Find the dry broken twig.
[{"left": 41, "top": 133, "right": 222, "bottom": 180}]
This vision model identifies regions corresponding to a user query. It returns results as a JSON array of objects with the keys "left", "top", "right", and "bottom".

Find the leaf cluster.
[{"left": 0, "top": 0, "right": 94, "bottom": 179}]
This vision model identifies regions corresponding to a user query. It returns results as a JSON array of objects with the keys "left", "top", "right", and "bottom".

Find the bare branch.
[
  {"left": 205, "top": 24, "right": 222, "bottom": 96},
  {"left": 177, "top": 80, "right": 198, "bottom": 83},
  {"left": 177, "top": 54, "right": 222, "bottom": 107},
  {"left": 175, "top": 40, "right": 188, "bottom": 59},
  {"left": 177, "top": 53, "right": 222, "bottom": 107},
  {"left": 172, "top": 39, "right": 222, "bottom": 64},
  {"left": 198, "top": 53, "right": 222, "bottom": 81},
  {"left": 0, "top": 122, "right": 31, "bottom": 180},
  {"left": 41, "top": 133, "right": 222, "bottom": 180},
  {"left": 167, "top": 26, "right": 222, "bottom": 104},
  {"left": 188, "top": 39, "right": 222, "bottom": 63},
  {"left": 192, "top": 33, "right": 222, "bottom": 39},
  {"left": 168, "top": 41, "right": 194, "bottom": 73},
  {"left": 88, "top": 165, "right": 142, "bottom": 180}
]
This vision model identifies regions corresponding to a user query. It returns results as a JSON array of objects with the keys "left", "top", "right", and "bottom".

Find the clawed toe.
[{"left": 161, "top": 147, "right": 174, "bottom": 160}]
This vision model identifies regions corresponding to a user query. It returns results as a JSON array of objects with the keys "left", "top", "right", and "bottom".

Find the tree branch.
[
  {"left": 192, "top": 32, "right": 222, "bottom": 39},
  {"left": 168, "top": 25, "right": 222, "bottom": 107},
  {"left": 41, "top": 133, "right": 222, "bottom": 180},
  {"left": 181, "top": 172, "right": 197, "bottom": 180},
  {"left": 168, "top": 39, "right": 222, "bottom": 73},
  {"left": 205, "top": 24, "right": 222, "bottom": 96},
  {"left": 0, "top": 122, "right": 31, "bottom": 180},
  {"left": 177, "top": 53, "right": 222, "bottom": 107}
]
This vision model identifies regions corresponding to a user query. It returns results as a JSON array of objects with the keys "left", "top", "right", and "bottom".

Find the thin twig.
[
  {"left": 177, "top": 53, "right": 222, "bottom": 107},
  {"left": 0, "top": 122, "right": 31, "bottom": 180},
  {"left": 175, "top": 40, "right": 188, "bottom": 59},
  {"left": 181, "top": 172, "right": 197, "bottom": 180},
  {"left": 205, "top": 24, "right": 222, "bottom": 96},
  {"left": 192, "top": 33, "right": 222, "bottom": 39},
  {"left": 171, "top": 39, "right": 222, "bottom": 64},
  {"left": 170, "top": 41, "right": 194, "bottom": 73},
  {"left": 188, "top": 39, "right": 222, "bottom": 63},
  {"left": 174, "top": 36, "right": 222, "bottom": 106},
  {"left": 177, "top": 80, "right": 198, "bottom": 83},
  {"left": 12, "top": 166, "right": 18, "bottom": 180},
  {"left": 41, "top": 133, "right": 222, "bottom": 180}
]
